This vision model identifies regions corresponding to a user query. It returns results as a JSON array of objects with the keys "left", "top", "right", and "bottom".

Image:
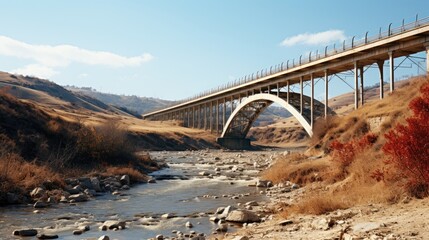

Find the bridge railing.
[{"left": 151, "top": 15, "right": 429, "bottom": 112}]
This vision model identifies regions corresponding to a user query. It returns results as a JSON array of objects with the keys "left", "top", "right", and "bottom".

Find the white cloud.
[
  {"left": 281, "top": 30, "right": 346, "bottom": 47},
  {"left": 0, "top": 35, "right": 153, "bottom": 70},
  {"left": 78, "top": 73, "right": 89, "bottom": 78},
  {"left": 12, "top": 64, "right": 58, "bottom": 79}
]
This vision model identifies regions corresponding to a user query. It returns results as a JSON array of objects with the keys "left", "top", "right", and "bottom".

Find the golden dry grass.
[
  {"left": 103, "top": 166, "right": 148, "bottom": 183},
  {"left": 262, "top": 154, "right": 328, "bottom": 185}
]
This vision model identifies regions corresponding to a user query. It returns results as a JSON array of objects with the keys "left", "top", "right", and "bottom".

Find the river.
[{"left": 0, "top": 150, "right": 276, "bottom": 239}]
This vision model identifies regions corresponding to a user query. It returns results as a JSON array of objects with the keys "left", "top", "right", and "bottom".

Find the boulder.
[
  {"left": 147, "top": 179, "right": 156, "bottom": 183},
  {"left": 245, "top": 201, "right": 258, "bottom": 206},
  {"left": 226, "top": 210, "right": 260, "bottom": 223},
  {"left": 13, "top": 229, "right": 37, "bottom": 236},
  {"left": 155, "top": 234, "right": 164, "bottom": 240},
  {"left": 72, "top": 230, "right": 83, "bottom": 235},
  {"left": 120, "top": 175, "right": 130, "bottom": 186},
  {"left": 37, "top": 234, "right": 59, "bottom": 239},
  {"left": 78, "top": 177, "right": 93, "bottom": 189},
  {"left": 185, "top": 221, "right": 193, "bottom": 228},
  {"left": 215, "top": 223, "right": 228, "bottom": 232},
  {"left": 102, "top": 220, "right": 126, "bottom": 230},
  {"left": 68, "top": 193, "right": 88, "bottom": 202},
  {"left": 233, "top": 237, "right": 249, "bottom": 240},
  {"left": 199, "top": 171, "right": 209, "bottom": 176},
  {"left": 98, "top": 236, "right": 110, "bottom": 240},
  {"left": 33, "top": 201, "right": 47, "bottom": 208},
  {"left": 218, "top": 205, "right": 236, "bottom": 219},
  {"left": 30, "top": 187, "right": 46, "bottom": 198},
  {"left": 161, "top": 213, "right": 175, "bottom": 219},
  {"left": 90, "top": 177, "right": 102, "bottom": 192}
]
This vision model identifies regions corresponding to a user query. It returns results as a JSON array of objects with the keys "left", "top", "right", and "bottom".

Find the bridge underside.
[{"left": 216, "top": 93, "right": 333, "bottom": 149}]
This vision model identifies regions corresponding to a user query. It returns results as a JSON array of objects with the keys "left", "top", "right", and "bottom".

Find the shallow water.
[{"left": 0, "top": 151, "right": 267, "bottom": 239}]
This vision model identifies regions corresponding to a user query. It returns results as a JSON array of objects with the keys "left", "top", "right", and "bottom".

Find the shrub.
[
  {"left": 382, "top": 82, "right": 429, "bottom": 198},
  {"left": 330, "top": 133, "right": 378, "bottom": 173}
]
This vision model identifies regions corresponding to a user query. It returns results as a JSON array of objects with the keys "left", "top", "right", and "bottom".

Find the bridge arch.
[{"left": 220, "top": 93, "right": 332, "bottom": 139}]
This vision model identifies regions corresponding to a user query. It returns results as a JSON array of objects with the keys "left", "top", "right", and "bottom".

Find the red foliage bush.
[
  {"left": 330, "top": 133, "right": 378, "bottom": 170},
  {"left": 382, "top": 82, "right": 429, "bottom": 198}
]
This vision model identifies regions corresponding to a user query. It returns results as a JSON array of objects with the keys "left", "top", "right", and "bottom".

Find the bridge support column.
[
  {"left": 354, "top": 61, "right": 359, "bottom": 110},
  {"left": 204, "top": 104, "right": 207, "bottom": 130},
  {"left": 223, "top": 98, "right": 226, "bottom": 129},
  {"left": 310, "top": 73, "right": 314, "bottom": 128},
  {"left": 216, "top": 100, "right": 220, "bottom": 134},
  {"left": 360, "top": 66, "right": 364, "bottom": 106},
  {"left": 389, "top": 51, "right": 395, "bottom": 92},
  {"left": 300, "top": 77, "right": 303, "bottom": 114},
  {"left": 377, "top": 60, "right": 384, "bottom": 99},
  {"left": 286, "top": 82, "right": 290, "bottom": 104},
  {"left": 198, "top": 105, "right": 201, "bottom": 129},
  {"left": 210, "top": 102, "right": 213, "bottom": 133},
  {"left": 324, "top": 70, "right": 329, "bottom": 118},
  {"left": 276, "top": 83, "right": 280, "bottom": 97},
  {"left": 426, "top": 45, "right": 429, "bottom": 73}
]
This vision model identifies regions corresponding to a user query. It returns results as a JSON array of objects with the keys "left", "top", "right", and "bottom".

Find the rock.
[
  {"left": 352, "top": 222, "right": 381, "bottom": 232},
  {"left": 30, "top": 187, "right": 46, "bottom": 198},
  {"left": 226, "top": 210, "right": 260, "bottom": 223},
  {"left": 120, "top": 175, "right": 130, "bottom": 186},
  {"left": 155, "top": 234, "right": 164, "bottom": 240},
  {"left": 214, "top": 167, "right": 221, "bottom": 172},
  {"left": 112, "top": 190, "right": 121, "bottom": 195},
  {"left": 101, "top": 220, "right": 126, "bottom": 230},
  {"left": 161, "top": 213, "right": 175, "bottom": 219},
  {"left": 91, "top": 177, "right": 102, "bottom": 192},
  {"left": 256, "top": 180, "right": 272, "bottom": 188},
  {"left": 59, "top": 196, "right": 68, "bottom": 203},
  {"left": 185, "top": 221, "right": 193, "bottom": 228},
  {"left": 216, "top": 207, "right": 225, "bottom": 214},
  {"left": 199, "top": 171, "right": 209, "bottom": 176},
  {"left": 37, "top": 234, "right": 59, "bottom": 239},
  {"left": 216, "top": 223, "right": 228, "bottom": 232},
  {"left": 98, "top": 235, "right": 110, "bottom": 240},
  {"left": 209, "top": 216, "right": 220, "bottom": 223},
  {"left": 148, "top": 179, "right": 156, "bottom": 183},
  {"left": 218, "top": 205, "right": 236, "bottom": 219},
  {"left": 66, "top": 186, "right": 81, "bottom": 195},
  {"left": 311, "top": 218, "right": 335, "bottom": 230},
  {"left": 291, "top": 183, "right": 300, "bottom": 189},
  {"left": 78, "top": 225, "right": 90, "bottom": 232},
  {"left": 73, "top": 230, "right": 83, "bottom": 235},
  {"left": 278, "top": 219, "right": 294, "bottom": 226},
  {"left": 245, "top": 201, "right": 258, "bottom": 206},
  {"left": 47, "top": 197, "right": 57, "bottom": 204},
  {"left": 34, "top": 201, "right": 47, "bottom": 208},
  {"left": 84, "top": 189, "right": 96, "bottom": 197},
  {"left": 78, "top": 177, "right": 93, "bottom": 189},
  {"left": 121, "top": 185, "right": 130, "bottom": 190},
  {"left": 214, "top": 157, "right": 220, "bottom": 160},
  {"left": 68, "top": 193, "right": 88, "bottom": 202},
  {"left": 13, "top": 229, "right": 38, "bottom": 236}
]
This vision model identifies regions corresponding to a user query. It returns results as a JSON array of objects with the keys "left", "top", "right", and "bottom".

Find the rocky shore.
[{"left": 4, "top": 149, "right": 428, "bottom": 240}]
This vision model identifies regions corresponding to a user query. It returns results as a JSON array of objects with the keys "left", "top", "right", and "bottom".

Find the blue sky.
[{"left": 1, "top": 1, "right": 428, "bottom": 100}]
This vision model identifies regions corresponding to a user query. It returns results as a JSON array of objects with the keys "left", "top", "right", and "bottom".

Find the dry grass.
[
  {"left": 0, "top": 154, "right": 64, "bottom": 192},
  {"left": 262, "top": 154, "right": 328, "bottom": 185},
  {"left": 103, "top": 166, "right": 148, "bottom": 183},
  {"left": 284, "top": 195, "right": 350, "bottom": 216}
]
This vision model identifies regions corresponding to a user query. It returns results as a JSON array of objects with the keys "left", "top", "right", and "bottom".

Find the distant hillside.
[
  {"left": 65, "top": 86, "right": 175, "bottom": 115},
  {"left": 0, "top": 71, "right": 133, "bottom": 117}
]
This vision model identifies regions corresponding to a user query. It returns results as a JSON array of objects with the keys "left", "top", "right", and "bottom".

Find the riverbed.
[{"left": 0, "top": 150, "right": 280, "bottom": 239}]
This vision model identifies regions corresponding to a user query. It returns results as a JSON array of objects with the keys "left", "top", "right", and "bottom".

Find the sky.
[{"left": 1, "top": 1, "right": 429, "bottom": 101}]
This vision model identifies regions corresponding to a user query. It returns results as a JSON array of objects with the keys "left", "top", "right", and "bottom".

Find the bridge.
[{"left": 143, "top": 16, "right": 429, "bottom": 149}]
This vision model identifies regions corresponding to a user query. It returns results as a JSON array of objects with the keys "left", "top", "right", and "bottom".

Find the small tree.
[{"left": 383, "top": 82, "right": 429, "bottom": 197}]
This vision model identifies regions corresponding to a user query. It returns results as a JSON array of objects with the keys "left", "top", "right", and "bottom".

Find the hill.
[{"left": 65, "top": 85, "right": 175, "bottom": 115}]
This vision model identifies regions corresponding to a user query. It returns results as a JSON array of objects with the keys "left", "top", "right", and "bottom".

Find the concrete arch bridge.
[{"left": 143, "top": 16, "right": 429, "bottom": 149}]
